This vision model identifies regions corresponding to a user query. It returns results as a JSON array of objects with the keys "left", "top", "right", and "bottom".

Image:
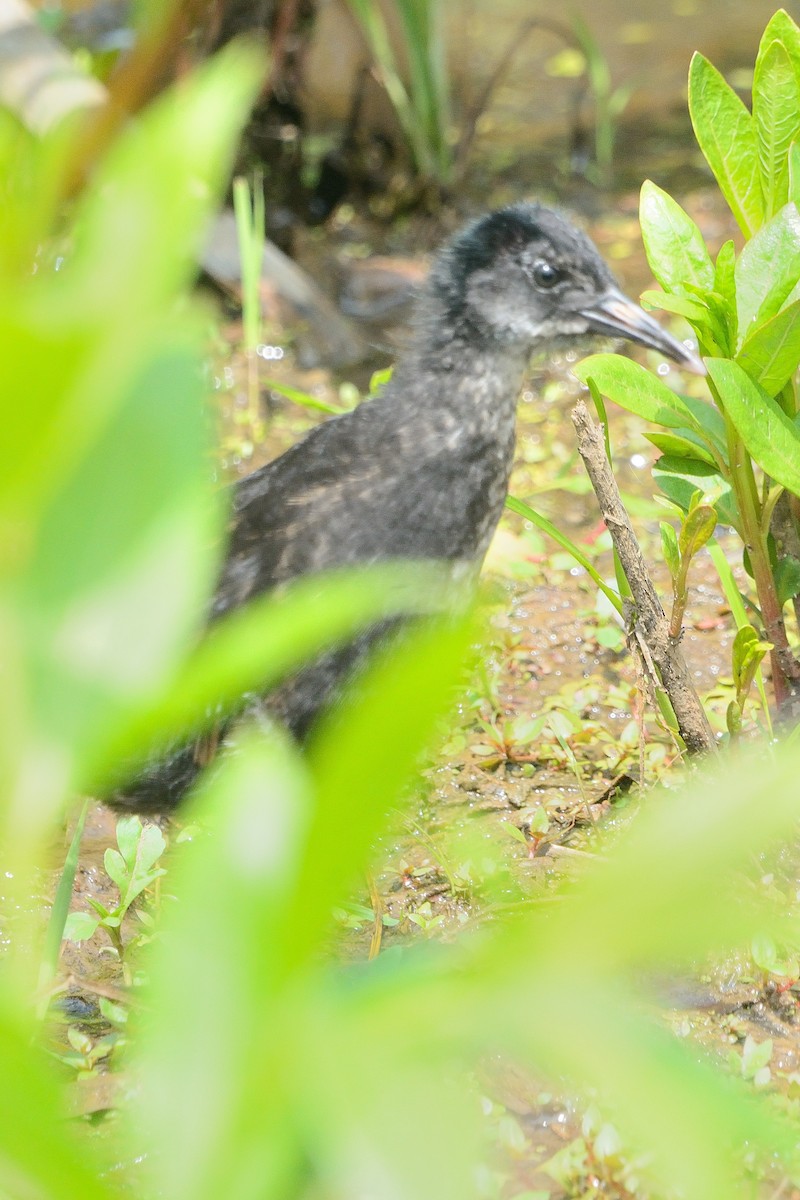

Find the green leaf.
[
  {"left": 94, "top": 561, "right": 465, "bottom": 790},
  {"left": 707, "top": 357, "right": 800, "bottom": 494},
  {"left": 639, "top": 181, "right": 715, "bottom": 295},
  {"left": 789, "top": 140, "right": 800, "bottom": 206},
  {"left": 660, "top": 522, "right": 680, "bottom": 579},
  {"left": 640, "top": 290, "right": 710, "bottom": 324},
  {"left": 1, "top": 45, "right": 263, "bottom": 525},
  {"left": 574, "top": 355, "right": 698, "bottom": 430},
  {"left": 679, "top": 394, "right": 729, "bottom": 456},
  {"left": 63, "top": 911, "right": 102, "bottom": 942},
  {"left": 654, "top": 465, "right": 738, "bottom": 528},
  {"left": 645, "top": 431, "right": 717, "bottom": 468},
  {"left": 104, "top": 848, "right": 128, "bottom": 893},
  {"left": 736, "top": 298, "right": 800, "bottom": 394},
  {"left": 20, "top": 334, "right": 222, "bottom": 778},
  {"left": 714, "top": 241, "right": 737, "bottom": 306},
  {"left": 678, "top": 504, "right": 717, "bottom": 559},
  {"left": 774, "top": 555, "right": 800, "bottom": 605},
  {"left": 505, "top": 495, "right": 623, "bottom": 615},
  {"left": 0, "top": 1002, "right": 117, "bottom": 1198},
  {"left": 688, "top": 52, "right": 765, "bottom": 236},
  {"left": 732, "top": 625, "right": 771, "bottom": 698},
  {"left": 264, "top": 379, "right": 346, "bottom": 416},
  {"left": 753, "top": 37, "right": 800, "bottom": 217},
  {"left": 131, "top": 615, "right": 481, "bottom": 1200},
  {"left": 714, "top": 240, "right": 738, "bottom": 350},
  {"left": 735, "top": 203, "right": 800, "bottom": 344}
]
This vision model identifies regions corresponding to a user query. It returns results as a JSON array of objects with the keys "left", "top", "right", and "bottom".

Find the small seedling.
[{"left": 64, "top": 816, "right": 166, "bottom": 968}]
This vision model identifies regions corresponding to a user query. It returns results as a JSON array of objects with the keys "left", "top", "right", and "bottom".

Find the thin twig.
[{"left": 572, "top": 400, "right": 717, "bottom": 757}]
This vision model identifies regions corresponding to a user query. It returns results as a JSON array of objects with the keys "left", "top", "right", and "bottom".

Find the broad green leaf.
[
  {"left": 753, "top": 39, "right": 800, "bottom": 217},
  {"left": 654, "top": 464, "right": 738, "bottom": 528},
  {"left": 63, "top": 911, "right": 102, "bottom": 942},
  {"left": 736, "top": 297, "right": 800, "bottom": 394},
  {"left": 94, "top": 561, "right": 465, "bottom": 790},
  {"left": 645, "top": 431, "right": 717, "bottom": 467},
  {"left": 0, "top": 44, "right": 262, "bottom": 525},
  {"left": 640, "top": 290, "right": 709, "bottom": 324},
  {"left": 639, "top": 180, "right": 714, "bottom": 295},
  {"left": 707, "top": 357, "right": 800, "bottom": 494},
  {"left": 679, "top": 393, "right": 729, "bottom": 455},
  {"left": 688, "top": 52, "right": 765, "bottom": 236},
  {"left": 132, "top": 615, "right": 479, "bottom": 1200},
  {"left": 655, "top": 454, "right": 719, "bottom": 480},
  {"left": 20, "top": 334, "right": 222, "bottom": 777},
  {"left": 104, "top": 848, "right": 128, "bottom": 893},
  {"left": 282, "top": 611, "right": 481, "bottom": 976},
  {"left": 714, "top": 240, "right": 738, "bottom": 350},
  {"left": 575, "top": 354, "right": 698, "bottom": 430},
  {"left": 735, "top": 203, "right": 800, "bottom": 344}
]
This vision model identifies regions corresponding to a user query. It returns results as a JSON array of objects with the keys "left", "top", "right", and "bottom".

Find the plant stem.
[{"left": 719, "top": 398, "right": 798, "bottom": 707}]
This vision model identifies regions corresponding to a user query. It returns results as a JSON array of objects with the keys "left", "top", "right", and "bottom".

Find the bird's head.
[{"left": 428, "top": 203, "right": 704, "bottom": 373}]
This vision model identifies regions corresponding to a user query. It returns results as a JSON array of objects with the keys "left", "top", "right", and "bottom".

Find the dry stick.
[{"left": 571, "top": 400, "right": 717, "bottom": 757}]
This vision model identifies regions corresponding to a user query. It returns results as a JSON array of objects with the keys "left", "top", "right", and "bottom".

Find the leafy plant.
[
  {"left": 575, "top": 9, "right": 800, "bottom": 717},
  {"left": 63, "top": 816, "right": 166, "bottom": 962}
]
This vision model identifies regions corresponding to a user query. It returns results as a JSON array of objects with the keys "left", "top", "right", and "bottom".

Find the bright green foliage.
[
  {"left": 706, "top": 358, "right": 800, "bottom": 495},
  {"left": 63, "top": 816, "right": 166, "bottom": 955},
  {"left": 688, "top": 52, "right": 765, "bottom": 237},
  {"left": 639, "top": 180, "right": 715, "bottom": 296},
  {"left": 3, "top": 12, "right": 800, "bottom": 1200},
  {"left": 582, "top": 9, "right": 800, "bottom": 713}
]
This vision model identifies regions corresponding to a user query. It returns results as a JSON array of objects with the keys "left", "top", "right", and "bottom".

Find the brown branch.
[{"left": 571, "top": 400, "right": 717, "bottom": 758}]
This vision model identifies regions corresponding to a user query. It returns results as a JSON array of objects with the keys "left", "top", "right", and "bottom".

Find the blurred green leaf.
[
  {"left": 0, "top": 43, "right": 262, "bottom": 524},
  {"left": 0, "top": 1002, "right": 116, "bottom": 1198},
  {"left": 129, "top": 611, "right": 479, "bottom": 1200}
]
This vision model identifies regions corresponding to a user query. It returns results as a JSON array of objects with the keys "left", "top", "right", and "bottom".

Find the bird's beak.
[{"left": 580, "top": 287, "right": 706, "bottom": 375}]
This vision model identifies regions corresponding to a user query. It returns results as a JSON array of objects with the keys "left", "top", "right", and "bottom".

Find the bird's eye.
[{"left": 531, "top": 260, "right": 562, "bottom": 289}]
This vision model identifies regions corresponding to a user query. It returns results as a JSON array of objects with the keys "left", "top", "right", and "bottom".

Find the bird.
[{"left": 111, "top": 201, "right": 701, "bottom": 811}]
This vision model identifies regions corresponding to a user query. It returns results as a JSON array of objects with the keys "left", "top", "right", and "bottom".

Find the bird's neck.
[{"left": 393, "top": 318, "right": 531, "bottom": 428}]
